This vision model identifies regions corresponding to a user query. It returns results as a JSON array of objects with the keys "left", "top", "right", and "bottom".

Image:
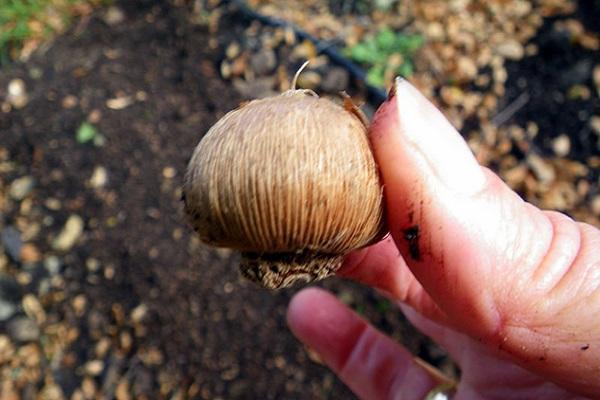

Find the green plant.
[
  {"left": 0, "top": 0, "right": 108, "bottom": 62},
  {"left": 0, "top": 0, "right": 43, "bottom": 61},
  {"left": 346, "top": 27, "right": 424, "bottom": 87},
  {"left": 76, "top": 121, "right": 104, "bottom": 145}
]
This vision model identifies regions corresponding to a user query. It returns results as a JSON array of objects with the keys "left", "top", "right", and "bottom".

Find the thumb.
[{"left": 370, "top": 78, "right": 600, "bottom": 394}]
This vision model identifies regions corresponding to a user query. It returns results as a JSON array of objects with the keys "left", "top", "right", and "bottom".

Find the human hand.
[{"left": 287, "top": 78, "right": 600, "bottom": 399}]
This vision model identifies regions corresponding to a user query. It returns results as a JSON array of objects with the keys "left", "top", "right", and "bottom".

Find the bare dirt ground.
[{"left": 0, "top": 1, "right": 430, "bottom": 398}]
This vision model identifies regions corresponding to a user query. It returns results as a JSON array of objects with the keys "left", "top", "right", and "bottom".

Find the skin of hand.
[{"left": 286, "top": 78, "right": 600, "bottom": 400}]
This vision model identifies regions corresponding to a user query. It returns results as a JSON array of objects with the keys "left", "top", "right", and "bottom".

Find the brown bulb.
[{"left": 183, "top": 89, "right": 385, "bottom": 289}]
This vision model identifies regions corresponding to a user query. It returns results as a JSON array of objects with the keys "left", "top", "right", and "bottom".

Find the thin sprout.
[{"left": 291, "top": 60, "right": 310, "bottom": 90}]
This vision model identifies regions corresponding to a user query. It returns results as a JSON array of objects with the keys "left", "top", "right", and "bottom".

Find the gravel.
[
  {"left": 1, "top": 227, "right": 23, "bottom": 262},
  {"left": 7, "top": 317, "right": 40, "bottom": 343}
]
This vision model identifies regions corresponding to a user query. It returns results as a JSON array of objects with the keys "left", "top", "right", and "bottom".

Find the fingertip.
[
  {"left": 287, "top": 288, "right": 365, "bottom": 371},
  {"left": 369, "top": 87, "right": 401, "bottom": 143},
  {"left": 370, "top": 78, "right": 487, "bottom": 198},
  {"left": 287, "top": 288, "right": 441, "bottom": 399},
  {"left": 286, "top": 287, "right": 325, "bottom": 334}
]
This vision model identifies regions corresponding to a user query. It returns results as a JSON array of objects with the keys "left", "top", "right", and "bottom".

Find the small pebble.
[
  {"left": 0, "top": 335, "right": 14, "bottom": 362},
  {"left": 1, "top": 226, "right": 22, "bottom": 262},
  {"left": 135, "top": 91, "right": 148, "bottom": 101},
  {"left": 84, "top": 360, "right": 105, "bottom": 376},
  {"left": 38, "top": 279, "right": 51, "bottom": 296},
  {"left": 103, "top": 6, "right": 125, "bottom": 25},
  {"left": 62, "top": 95, "right": 78, "bottom": 109},
  {"left": 296, "top": 71, "right": 321, "bottom": 90},
  {"left": 44, "top": 256, "right": 62, "bottom": 276},
  {"left": 95, "top": 337, "right": 111, "bottom": 358},
  {"left": 321, "top": 67, "right": 350, "bottom": 93},
  {"left": 52, "top": 215, "right": 84, "bottom": 251},
  {"left": 512, "top": 0, "right": 532, "bottom": 17},
  {"left": 115, "top": 379, "right": 130, "bottom": 400},
  {"left": 172, "top": 228, "right": 183, "bottom": 240},
  {"left": 231, "top": 54, "right": 248, "bottom": 77},
  {"left": 86, "top": 258, "right": 101, "bottom": 272},
  {"left": 72, "top": 294, "right": 87, "bottom": 317},
  {"left": 82, "top": 376, "right": 97, "bottom": 398},
  {"left": 28, "top": 67, "right": 43, "bottom": 80},
  {"left": 106, "top": 96, "right": 133, "bottom": 110},
  {"left": 21, "top": 222, "right": 40, "bottom": 242},
  {"left": 45, "top": 198, "right": 62, "bottom": 210},
  {"left": 7, "top": 316, "right": 40, "bottom": 342},
  {"left": 88, "top": 109, "right": 102, "bottom": 123},
  {"left": 440, "top": 86, "right": 465, "bottom": 106},
  {"left": 250, "top": 49, "right": 277, "bottom": 75},
  {"left": 225, "top": 42, "right": 241, "bottom": 60},
  {"left": 220, "top": 61, "right": 231, "bottom": 79},
  {"left": 131, "top": 303, "right": 148, "bottom": 324},
  {"left": 120, "top": 331, "right": 133, "bottom": 352},
  {"left": 39, "top": 382, "right": 64, "bottom": 400},
  {"left": 424, "top": 21, "right": 445, "bottom": 40},
  {"left": 0, "top": 299, "right": 17, "bottom": 323},
  {"left": 16, "top": 270, "right": 32, "bottom": 286},
  {"left": 274, "top": 355, "right": 286, "bottom": 369},
  {"left": 456, "top": 56, "right": 478, "bottom": 80},
  {"left": 590, "top": 116, "right": 600, "bottom": 136},
  {"left": 9, "top": 176, "right": 35, "bottom": 200},
  {"left": 527, "top": 153, "right": 556, "bottom": 184},
  {"left": 90, "top": 166, "right": 108, "bottom": 188},
  {"left": 22, "top": 294, "right": 46, "bottom": 324},
  {"left": 162, "top": 166, "right": 176, "bottom": 179},
  {"left": 495, "top": 39, "right": 525, "bottom": 60},
  {"left": 291, "top": 40, "right": 316, "bottom": 60},
  {"left": 525, "top": 43, "right": 538, "bottom": 56},
  {"left": 7, "top": 79, "right": 28, "bottom": 109},
  {"left": 551, "top": 134, "right": 570, "bottom": 157},
  {"left": 567, "top": 84, "right": 591, "bottom": 100},
  {"left": 20, "top": 243, "right": 41, "bottom": 263}
]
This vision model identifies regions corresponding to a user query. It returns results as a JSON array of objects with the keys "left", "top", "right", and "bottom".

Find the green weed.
[
  {"left": 346, "top": 27, "right": 424, "bottom": 87},
  {"left": 0, "top": 0, "right": 107, "bottom": 62},
  {"left": 76, "top": 121, "right": 104, "bottom": 146}
]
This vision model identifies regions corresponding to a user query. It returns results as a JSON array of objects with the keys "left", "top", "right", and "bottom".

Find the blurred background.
[{"left": 0, "top": 0, "right": 598, "bottom": 398}]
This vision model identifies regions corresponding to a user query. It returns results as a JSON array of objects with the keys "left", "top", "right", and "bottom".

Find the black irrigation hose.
[{"left": 226, "top": 0, "right": 389, "bottom": 105}]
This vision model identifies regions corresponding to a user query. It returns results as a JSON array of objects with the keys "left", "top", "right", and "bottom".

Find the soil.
[
  {"left": 504, "top": 0, "right": 600, "bottom": 162},
  {"left": 0, "top": 1, "right": 432, "bottom": 398}
]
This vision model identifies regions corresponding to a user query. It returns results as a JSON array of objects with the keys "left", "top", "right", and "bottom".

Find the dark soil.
[
  {"left": 0, "top": 1, "right": 432, "bottom": 398},
  {"left": 503, "top": 0, "right": 600, "bottom": 162},
  {"left": 1, "top": 0, "right": 597, "bottom": 398}
]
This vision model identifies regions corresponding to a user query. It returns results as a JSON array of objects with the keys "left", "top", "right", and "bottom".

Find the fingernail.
[{"left": 392, "top": 77, "right": 487, "bottom": 195}]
